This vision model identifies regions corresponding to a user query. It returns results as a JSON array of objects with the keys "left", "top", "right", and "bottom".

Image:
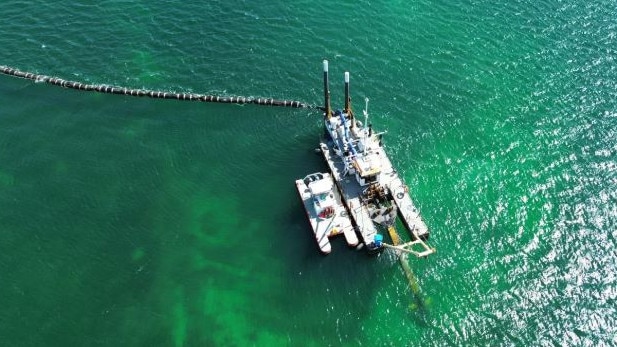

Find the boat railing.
[{"left": 382, "top": 240, "right": 435, "bottom": 258}]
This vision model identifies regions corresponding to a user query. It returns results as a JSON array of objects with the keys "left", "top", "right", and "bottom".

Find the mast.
[
  {"left": 323, "top": 60, "right": 331, "bottom": 119},
  {"left": 364, "top": 97, "right": 369, "bottom": 126},
  {"left": 363, "top": 98, "right": 369, "bottom": 154}
]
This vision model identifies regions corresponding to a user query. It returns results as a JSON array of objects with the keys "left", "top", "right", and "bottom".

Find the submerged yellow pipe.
[{"left": 387, "top": 225, "right": 424, "bottom": 309}]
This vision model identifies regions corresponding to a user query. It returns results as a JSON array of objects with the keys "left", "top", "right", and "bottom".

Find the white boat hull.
[{"left": 295, "top": 173, "right": 358, "bottom": 254}]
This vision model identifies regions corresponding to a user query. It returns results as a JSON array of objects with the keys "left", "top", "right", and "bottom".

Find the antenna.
[
  {"left": 363, "top": 97, "right": 369, "bottom": 128},
  {"left": 344, "top": 72, "right": 350, "bottom": 114},
  {"left": 363, "top": 98, "right": 370, "bottom": 154}
]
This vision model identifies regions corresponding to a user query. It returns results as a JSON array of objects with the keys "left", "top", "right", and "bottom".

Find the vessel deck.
[
  {"left": 320, "top": 142, "right": 378, "bottom": 245},
  {"left": 375, "top": 152, "right": 430, "bottom": 240},
  {"left": 320, "top": 137, "right": 429, "bottom": 244}
]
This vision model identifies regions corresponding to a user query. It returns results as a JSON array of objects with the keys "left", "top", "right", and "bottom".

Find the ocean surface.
[{"left": 1, "top": 0, "right": 616, "bottom": 346}]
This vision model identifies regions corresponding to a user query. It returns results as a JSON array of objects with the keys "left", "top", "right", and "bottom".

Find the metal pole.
[
  {"left": 344, "top": 71, "right": 350, "bottom": 114},
  {"left": 323, "top": 60, "right": 331, "bottom": 118}
]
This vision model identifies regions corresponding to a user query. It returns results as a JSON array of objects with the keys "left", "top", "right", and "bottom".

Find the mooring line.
[{"left": 0, "top": 65, "right": 325, "bottom": 110}]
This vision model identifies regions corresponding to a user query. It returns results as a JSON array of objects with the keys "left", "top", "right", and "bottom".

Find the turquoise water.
[{"left": 1, "top": 0, "right": 616, "bottom": 346}]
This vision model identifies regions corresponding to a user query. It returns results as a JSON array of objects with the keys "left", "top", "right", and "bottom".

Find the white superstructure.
[{"left": 295, "top": 172, "right": 358, "bottom": 254}]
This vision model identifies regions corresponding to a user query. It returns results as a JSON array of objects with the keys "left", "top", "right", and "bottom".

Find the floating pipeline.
[{"left": 0, "top": 65, "right": 325, "bottom": 110}]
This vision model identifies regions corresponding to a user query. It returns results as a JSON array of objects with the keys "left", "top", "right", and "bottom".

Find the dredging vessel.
[{"left": 296, "top": 60, "right": 434, "bottom": 258}]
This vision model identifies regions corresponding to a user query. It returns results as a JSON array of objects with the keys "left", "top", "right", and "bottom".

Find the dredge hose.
[{"left": 0, "top": 65, "right": 325, "bottom": 110}]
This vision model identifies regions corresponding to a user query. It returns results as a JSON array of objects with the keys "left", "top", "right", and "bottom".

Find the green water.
[{"left": 1, "top": 1, "right": 616, "bottom": 346}]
